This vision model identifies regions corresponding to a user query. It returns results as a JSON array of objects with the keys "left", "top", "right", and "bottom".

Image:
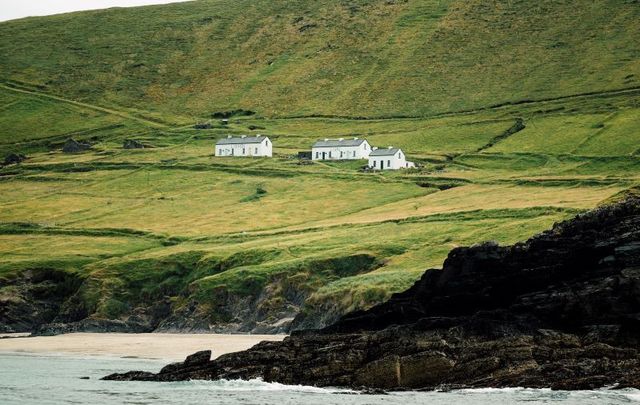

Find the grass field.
[
  {"left": 0, "top": 0, "right": 639, "bottom": 331},
  {"left": 1, "top": 84, "right": 638, "bottom": 329},
  {"left": 0, "top": 0, "right": 639, "bottom": 118}
]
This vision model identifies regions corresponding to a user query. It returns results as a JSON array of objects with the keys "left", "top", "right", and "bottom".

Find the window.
[
  {"left": 373, "top": 161, "right": 376, "bottom": 167},
  {"left": 352, "top": 151, "right": 356, "bottom": 157},
  {"left": 242, "top": 148, "right": 246, "bottom": 155},
  {"left": 329, "top": 151, "right": 332, "bottom": 158},
  {"left": 316, "top": 152, "right": 319, "bottom": 158},
  {"left": 340, "top": 151, "right": 343, "bottom": 158},
  {"left": 387, "top": 160, "right": 391, "bottom": 167},
  {"left": 255, "top": 147, "right": 258, "bottom": 154}
]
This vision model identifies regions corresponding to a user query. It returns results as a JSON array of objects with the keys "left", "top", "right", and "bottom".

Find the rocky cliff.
[{"left": 104, "top": 196, "right": 640, "bottom": 390}]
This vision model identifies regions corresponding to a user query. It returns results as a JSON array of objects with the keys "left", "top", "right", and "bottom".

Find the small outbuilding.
[
  {"left": 215, "top": 135, "right": 272, "bottom": 157},
  {"left": 368, "top": 146, "right": 414, "bottom": 170},
  {"left": 312, "top": 138, "right": 371, "bottom": 161}
]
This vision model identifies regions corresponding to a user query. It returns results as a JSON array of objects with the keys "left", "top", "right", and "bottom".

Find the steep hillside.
[
  {"left": 0, "top": 0, "right": 639, "bottom": 334},
  {"left": 0, "top": 0, "right": 638, "bottom": 119}
]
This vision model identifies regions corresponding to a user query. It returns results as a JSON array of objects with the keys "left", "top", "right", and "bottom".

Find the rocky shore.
[{"left": 104, "top": 196, "right": 640, "bottom": 390}]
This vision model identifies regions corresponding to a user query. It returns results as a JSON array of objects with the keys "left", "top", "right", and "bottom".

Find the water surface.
[{"left": 1, "top": 353, "right": 638, "bottom": 404}]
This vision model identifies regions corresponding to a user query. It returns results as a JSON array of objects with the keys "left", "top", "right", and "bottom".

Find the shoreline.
[{"left": 0, "top": 332, "right": 286, "bottom": 362}]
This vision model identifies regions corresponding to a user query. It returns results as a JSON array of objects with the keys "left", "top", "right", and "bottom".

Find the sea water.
[{"left": 0, "top": 353, "right": 639, "bottom": 405}]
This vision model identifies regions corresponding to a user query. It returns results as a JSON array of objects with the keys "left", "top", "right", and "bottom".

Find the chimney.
[
  {"left": 353, "top": 137, "right": 358, "bottom": 140},
  {"left": 227, "top": 135, "right": 232, "bottom": 138},
  {"left": 241, "top": 135, "right": 247, "bottom": 138},
  {"left": 339, "top": 138, "right": 344, "bottom": 141},
  {"left": 388, "top": 146, "right": 393, "bottom": 149},
  {"left": 373, "top": 147, "right": 378, "bottom": 150},
  {"left": 324, "top": 138, "right": 329, "bottom": 142}
]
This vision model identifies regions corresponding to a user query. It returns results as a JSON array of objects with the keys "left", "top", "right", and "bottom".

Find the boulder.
[
  {"left": 184, "top": 350, "right": 212, "bottom": 366},
  {"left": 62, "top": 139, "right": 91, "bottom": 153}
]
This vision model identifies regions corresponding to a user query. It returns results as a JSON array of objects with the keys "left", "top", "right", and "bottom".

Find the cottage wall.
[
  {"left": 311, "top": 141, "right": 370, "bottom": 161},
  {"left": 216, "top": 138, "right": 272, "bottom": 157},
  {"left": 368, "top": 150, "right": 409, "bottom": 170}
]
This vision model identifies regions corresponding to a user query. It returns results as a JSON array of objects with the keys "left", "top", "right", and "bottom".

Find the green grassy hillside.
[
  {"left": 0, "top": 0, "right": 638, "bottom": 118},
  {"left": 0, "top": 0, "right": 639, "bottom": 333}
]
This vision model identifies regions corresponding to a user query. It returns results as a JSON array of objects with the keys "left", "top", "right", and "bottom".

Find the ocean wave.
[
  {"left": 170, "top": 378, "right": 358, "bottom": 394},
  {"left": 622, "top": 390, "right": 640, "bottom": 402}
]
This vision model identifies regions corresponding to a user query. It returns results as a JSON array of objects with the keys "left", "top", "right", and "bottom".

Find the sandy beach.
[{"left": 0, "top": 333, "right": 286, "bottom": 361}]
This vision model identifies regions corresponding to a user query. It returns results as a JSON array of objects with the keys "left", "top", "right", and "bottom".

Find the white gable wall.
[
  {"left": 216, "top": 138, "right": 272, "bottom": 157},
  {"left": 368, "top": 150, "right": 410, "bottom": 170},
  {"left": 312, "top": 141, "right": 371, "bottom": 161}
]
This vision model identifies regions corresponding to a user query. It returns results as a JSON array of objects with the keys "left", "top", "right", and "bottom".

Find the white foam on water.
[
  {"left": 621, "top": 389, "right": 640, "bottom": 402},
  {"left": 173, "top": 378, "right": 358, "bottom": 394},
  {"left": 453, "top": 387, "right": 551, "bottom": 394}
]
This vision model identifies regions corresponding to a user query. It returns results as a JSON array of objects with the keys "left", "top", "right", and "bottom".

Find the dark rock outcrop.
[
  {"left": 193, "top": 123, "right": 212, "bottom": 129},
  {"left": 0, "top": 268, "right": 83, "bottom": 333},
  {"left": 123, "top": 139, "right": 145, "bottom": 149},
  {"left": 3, "top": 153, "right": 26, "bottom": 165},
  {"left": 104, "top": 196, "right": 640, "bottom": 390},
  {"left": 62, "top": 139, "right": 92, "bottom": 153}
]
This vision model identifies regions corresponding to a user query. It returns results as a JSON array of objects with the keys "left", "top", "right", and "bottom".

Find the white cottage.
[
  {"left": 311, "top": 138, "right": 371, "bottom": 161},
  {"left": 368, "top": 147, "right": 414, "bottom": 170},
  {"left": 215, "top": 135, "right": 272, "bottom": 157}
]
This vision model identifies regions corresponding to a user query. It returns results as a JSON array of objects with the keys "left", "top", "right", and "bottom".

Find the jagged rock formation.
[
  {"left": 0, "top": 269, "right": 83, "bottom": 333},
  {"left": 105, "top": 196, "right": 640, "bottom": 390}
]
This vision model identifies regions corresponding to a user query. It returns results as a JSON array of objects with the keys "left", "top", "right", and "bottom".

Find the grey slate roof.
[
  {"left": 312, "top": 138, "right": 366, "bottom": 148},
  {"left": 216, "top": 135, "right": 267, "bottom": 145},
  {"left": 369, "top": 148, "right": 400, "bottom": 157}
]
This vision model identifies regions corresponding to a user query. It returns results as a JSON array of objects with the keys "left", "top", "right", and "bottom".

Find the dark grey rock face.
[
  {"left": 104, "top": 196, "right": 640, "bottom": 390},
  {"left": 0, "top": 269, "right": 83, "bottom": 333}
]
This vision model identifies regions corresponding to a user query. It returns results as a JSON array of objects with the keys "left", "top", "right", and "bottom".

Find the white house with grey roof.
[
  {"left": 312, "top": 138, "right": 371, "bottom": 161},
  {"left": 368, "top": 146, "right": 414, "bottom": 170},
  {"left": 215, "top": 135, "right": 272, "bottom": 157}
]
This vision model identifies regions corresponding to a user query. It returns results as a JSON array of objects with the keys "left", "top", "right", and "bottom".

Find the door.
[
  {"left": 380, "top": 160, "right": 384, "bottom": 170},
  {"left": 322, "top": 152, "right": 326, "bottom": 160}
]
